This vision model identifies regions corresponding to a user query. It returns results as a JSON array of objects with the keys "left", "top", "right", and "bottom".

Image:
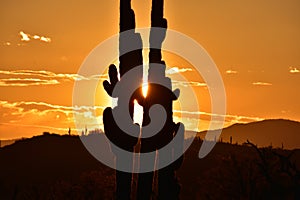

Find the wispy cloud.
[
  {"left": 252, "top": 82, "right": 272, "bottom": 86},
  {"left": 174, "top": 110, "right": 265, "bottom": 125},
  {"left": 0, "top": 99, "right": 265, "bottom": 139},
  {"left": 2, "top": 42, "right": 11, "bottom": 46},
  {"left": 226, "top": 70, "right": 238, "bottom": 74},
  {"left": 166, "top": 67, "right": 193, "bottom": 75},
  {"left": 19, "top": 31, "right": 51, "bottom": 43},
  {"left": 0, "top": 101, "right": 105, "bottom": 114},
  {"left": 172, "top": 80, "right": 207, "bottom": 87},
  {"left": 0, "top": 100, "right": 106, "bottom": 138},
  {"left": 0, "top": 78, "right": 59, "bottom": 87},
  {"left": 0, "top": 122, "right": 68, "bottom": 133},
  {"left": 0, "top": 70, "right": 107, "bottom": 87},
  {"left": 289, "top": 67, "right": 299, "bottom": 74}
]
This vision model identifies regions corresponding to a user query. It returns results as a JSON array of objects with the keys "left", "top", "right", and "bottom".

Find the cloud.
[
  {"left": 252, "top": 82, "right": 272, "bottom": 86},
  {"left": 2, "top": 42, "right": 11, "bottom": 46},
  {"left": 0, "top": 122, "right": 68, "bottom": 132},
  {"left": 33, "top": 35, "right": 40, "bottom": 40},
  {"left": 174, "top": 109, "right": 265, "bottom": 125},
  {"left": 226, "top": 70, "right": 238, "bottom": 74},
  {"left": 0, "top": 78, "right": 59, "bottom": 87},
  {"left": 0, "top": 99, "right": 266, "bottom": 138},
  {"left": 19, "top": 31, "right": 51, "bottom": 43},
  {"left": 40, "top": 36, "right": 51, "bottom": 43},
  {"left": 289, "top": 67, "right": 299, "bottom": 74},
  {"left": 20, "top": 31, "right": 30, "bottom": 41},
  {"left": 17, "top": 43, "right": 26, "bottom": 47},
  {"left": 3, "top": 101, "right": 105, "bottom": 113},
  {"left": 0, "top": 70, "right": 107, "bottom": 87},
  {"left": 172, "top": 80, "right": 207, "bottom": 87},
  {"left": 166, "top": 67, "right": 193, "bottom": 75},
  {"left": 0, "top": 100, "right": 106, "bottom": 138}
]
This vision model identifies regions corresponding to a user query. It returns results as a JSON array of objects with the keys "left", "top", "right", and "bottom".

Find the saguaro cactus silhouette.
[
  {"left": 103, "top": 0, "right": 143, "bottom": 199},
  {"left": 136, "top": 0, "right": 184, "bottom": 199},
  {"left": 103, "top": 0, "right": 184, "bottom": 199}
]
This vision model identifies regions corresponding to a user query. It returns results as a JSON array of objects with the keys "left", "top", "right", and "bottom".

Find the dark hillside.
[{"left": 0, "top": 131, "right": 299, "bottom": 199}]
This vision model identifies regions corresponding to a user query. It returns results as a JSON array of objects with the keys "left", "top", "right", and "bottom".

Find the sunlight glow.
[
  {"left": 142, "top": 83, "right": 148, "bottom": 97},
  {"left": 133, "top": 100, "right": 143, "bottom": 126}
]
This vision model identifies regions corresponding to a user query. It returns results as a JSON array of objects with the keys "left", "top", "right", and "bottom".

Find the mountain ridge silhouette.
[{"left": 197, "top": 119, "right": 300, "bottom": 149}]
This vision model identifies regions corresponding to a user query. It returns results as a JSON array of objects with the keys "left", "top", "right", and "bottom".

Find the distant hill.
[{"left": 197, "top": 119, "right": 300, "bottom": 149}]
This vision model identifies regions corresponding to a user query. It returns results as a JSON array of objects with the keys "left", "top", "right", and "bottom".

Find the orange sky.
[{"left": 0, "top": 0, "right": 300, "bottom": 139}]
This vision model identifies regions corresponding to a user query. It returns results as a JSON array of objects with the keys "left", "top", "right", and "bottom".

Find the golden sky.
[{"left": 0, "top": 0, "right": 299, "bottom": 139}]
